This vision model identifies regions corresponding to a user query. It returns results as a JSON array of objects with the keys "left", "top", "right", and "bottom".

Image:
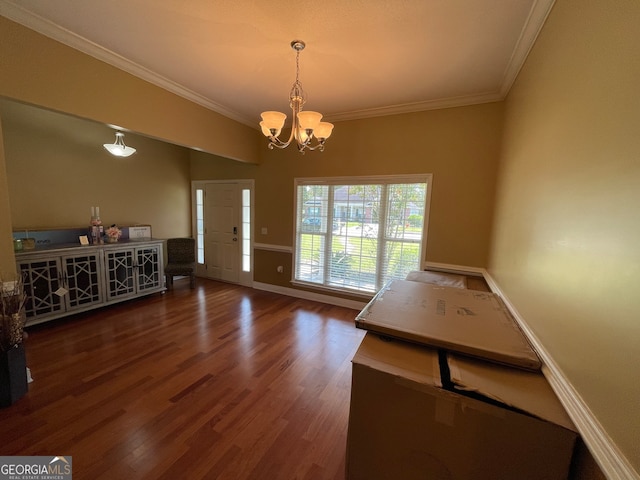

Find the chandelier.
[{"left": 260, "top": 40, "right": 334, "bottom": 153}]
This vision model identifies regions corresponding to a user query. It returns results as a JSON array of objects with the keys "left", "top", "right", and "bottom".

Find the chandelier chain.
[{"left": 290, "top": 47, "right": 305, "bottom": 107}]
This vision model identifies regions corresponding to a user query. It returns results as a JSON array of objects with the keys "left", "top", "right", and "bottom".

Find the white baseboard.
[
  {"left": 423, "top": 261, "right": 485, "bottom": 276},
  {"left": 253, "top": 264, "right": 638, "bottom": 478},
  {"left": 252, "top": 282, "right": 367, "bottom": 311},
  {"left": 483, "top": 269, "right": 638, "bottom": 480}
]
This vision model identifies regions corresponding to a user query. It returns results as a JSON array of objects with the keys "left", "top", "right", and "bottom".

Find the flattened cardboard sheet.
[
  {"left": 352, "top": 332, "right": 441, "bottom": 388},
  {"left": 447, "top": 353, "right": 576, "bottom": 431},
  {"left": 405, "top": 270, "right": 467, "bottom": 289},
  {"left": 356, "top": 279, "right": 541, "bottom": 371}
]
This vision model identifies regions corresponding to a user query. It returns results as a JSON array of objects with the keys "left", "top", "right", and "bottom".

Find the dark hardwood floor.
[{"left": 0, "top": 279, "right": 366, "bottom": 479}]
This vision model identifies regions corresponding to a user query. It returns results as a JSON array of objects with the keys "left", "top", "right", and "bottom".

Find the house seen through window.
[{"left": 294, "top": 175, "right": 431, "bottom": 294}]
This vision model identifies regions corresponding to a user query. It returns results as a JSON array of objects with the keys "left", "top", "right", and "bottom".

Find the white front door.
[{"left": 204, "top": 183, "right": 239, "bottom": 283}]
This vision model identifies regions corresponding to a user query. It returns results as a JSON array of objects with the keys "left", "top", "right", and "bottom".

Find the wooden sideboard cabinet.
[{"left": 16, "top": 240, "right": 165, "bottom": 326}]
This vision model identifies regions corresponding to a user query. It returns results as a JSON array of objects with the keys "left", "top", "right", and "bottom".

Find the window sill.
[{"left": 291, "top": 280, "right": 376, "bottom": 301}]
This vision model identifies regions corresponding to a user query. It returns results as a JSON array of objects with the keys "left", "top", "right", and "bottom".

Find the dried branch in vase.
[{"left": 0, "top": 274, "right": 28, "bottom": 351}]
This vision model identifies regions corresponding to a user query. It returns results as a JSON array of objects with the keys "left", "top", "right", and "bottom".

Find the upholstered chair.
[{"left": 164, "top": 238, "right": 196, "bottom": 289}]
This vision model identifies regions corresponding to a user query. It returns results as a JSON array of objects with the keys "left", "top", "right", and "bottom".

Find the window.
[
  {"left": 242, "top": 188, "right": 251, "bottom": 272},
  {"left": 294, "top": 175, "right": 431, "bottom": 294},
  {"left": 195, "top": 188, "right": 205, "bottom": 264}
]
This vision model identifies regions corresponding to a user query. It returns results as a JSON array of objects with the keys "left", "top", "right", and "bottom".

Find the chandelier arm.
[
  {"left": 300, "top": 139, "right": 326, "bottom": 152},
  {"left": 266, "top": 98, "right": 302, "bottom": 149},
  {"left": 267, "top": 126, "right": 296, "bottom": 149}
]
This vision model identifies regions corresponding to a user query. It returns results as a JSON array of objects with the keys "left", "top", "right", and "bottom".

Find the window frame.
[{"left": 292, "top": 174, "right": 433, "bottom": 297}]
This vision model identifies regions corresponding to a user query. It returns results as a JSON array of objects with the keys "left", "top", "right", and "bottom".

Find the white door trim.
[{"left": 191, "top": 179, "right": 254, "bottom": 287}]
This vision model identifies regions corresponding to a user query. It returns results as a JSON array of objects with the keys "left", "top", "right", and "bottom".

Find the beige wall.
[
  {"left": 490, "top": 0, "right": 640, "bottom": 472},
  {"left": 2, "top": 101, "right": 192, "bottom": 239},
  {"left": 0, "top": 15, "right": 502, "bottom": 285},
  {"left": 1, "top": 6, "right": 622, "bottom": 475},
  {"left": 193, "top": 102, "right": 504, "bottom": 272},
  {"left": 0, "top": 16, "right": 259, "bottom": 275},
  {"left": 0, "top": 116, "right": 17, "bottom": 280},
  {"left": 0, "top": 16, "right": 259, "bottom": 164}
]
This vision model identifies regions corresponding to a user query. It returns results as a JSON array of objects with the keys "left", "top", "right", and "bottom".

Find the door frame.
[{"left": 191, "top": 179, "right": 254, "bottom": 287}]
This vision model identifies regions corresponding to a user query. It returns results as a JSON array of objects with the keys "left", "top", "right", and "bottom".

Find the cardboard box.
[
  {"left": 346, "top": 333, "right": 577, "bottom": 480},
  {"left": 355, "top": 279, "right": 540, "bottom": 371}
]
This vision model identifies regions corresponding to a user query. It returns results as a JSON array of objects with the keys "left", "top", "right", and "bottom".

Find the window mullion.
[
  {"left": 376, "top": 184, "right": 389, "bottom": 290},
  {"left": 323, "top": 186, "right": 335, "bottom": 284}
]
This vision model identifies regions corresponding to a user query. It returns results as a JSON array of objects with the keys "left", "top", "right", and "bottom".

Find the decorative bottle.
[{"left": 90, "top": 206, "right": 104, "bottom": 244}]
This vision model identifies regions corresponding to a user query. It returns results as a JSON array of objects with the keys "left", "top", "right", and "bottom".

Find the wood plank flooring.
[{"left": 0, "top": 279, "right": 366, "bottom": 479}]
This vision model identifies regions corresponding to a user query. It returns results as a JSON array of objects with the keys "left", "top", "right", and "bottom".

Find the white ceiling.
[{"left": 0, "top": 0, "right": 555, "bottom": 128}]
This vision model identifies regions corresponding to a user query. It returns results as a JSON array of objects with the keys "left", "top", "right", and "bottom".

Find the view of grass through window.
[{"left": 294, "top": 176, "right": 429, "bottom": 294}]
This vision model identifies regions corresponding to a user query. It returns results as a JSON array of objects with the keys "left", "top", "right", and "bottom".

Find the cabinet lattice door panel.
[
  {"left": 105, "top": 249, "right": 136, "bottom": 300},
  {"left": 63, "top": 252, "right": 103, "bottom": 309},
  {"left": 136, "top": 245, "right": 162, "bottom": 292},
  {"left": 19, "top": 257, "right": 64, "bottom": 319}
]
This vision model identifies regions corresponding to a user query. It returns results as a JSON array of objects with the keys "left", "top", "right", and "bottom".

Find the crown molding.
[
  {"left": 325, "top": 92, "right": 503, "bottom": 123},
  {"left": 323, "top": 0, "right": 556, "bottom": 124},
  {"left": 499, "top": 0, "right": 556, "bottom": 97},
  {"left": 1, "top": 0, "right": 555, "bottom": 128},
  {"left": 0, "top": 1, "right": 254, "bottom": 127}
]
